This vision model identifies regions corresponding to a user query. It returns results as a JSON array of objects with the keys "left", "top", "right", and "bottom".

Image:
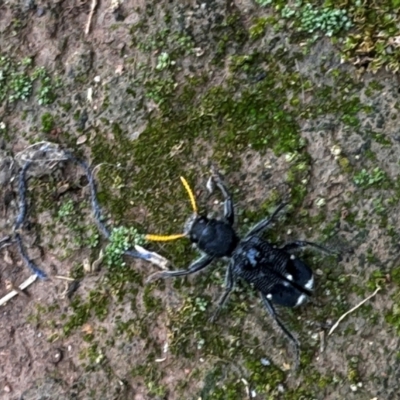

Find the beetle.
[{"left": 145, "top": 167, "right": 332, "bottom": 367}]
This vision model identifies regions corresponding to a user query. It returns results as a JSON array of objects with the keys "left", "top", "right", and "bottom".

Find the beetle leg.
[
  {"left": 246, "top": 202, "right": 287, "bottom": 237},
  {"left": 210, "top": 260, "right": 235, "bottom": 322},
  {"left": 280, "top": 240, "right": 335, "bottom": 255},
  {"left": 261, "top": 295, "right": 300, "bottom": 369},
  {"left": 210, "top": 165, "right": 235, "bottom": 226},
  {"left": 146, "top": 254, "right": 214, "bottom": 283}
]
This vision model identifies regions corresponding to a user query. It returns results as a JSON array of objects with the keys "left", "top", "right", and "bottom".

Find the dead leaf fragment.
[
  {"left": 77, "top": 135, "right": 87, "bottom": 145},
  {"left": 4, "top": 250, "right": 13, "bottom": 265},
  {"left": 57, "top": 183, "right": 70, "bottom": 195},
  {"left": 82, "top": 324, "right": 93, "bottom": 335},
  {"left": 115, "top": 64, "right": 124, "bottom": 75}
]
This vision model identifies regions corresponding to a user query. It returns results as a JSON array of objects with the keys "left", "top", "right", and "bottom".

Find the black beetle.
[{"left": 146, "top": 167, "right": 333, "bottom": 367}]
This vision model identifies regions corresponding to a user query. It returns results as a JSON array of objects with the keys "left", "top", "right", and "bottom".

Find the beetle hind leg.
[
  {"left": 261, "top": 295, "right": 300, "bottom": 370},
  {"left": 280, "top": 240, "right": 336, "bottom": 256}
]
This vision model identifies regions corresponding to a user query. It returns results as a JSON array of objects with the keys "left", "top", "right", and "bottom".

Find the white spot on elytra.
[
  {"left": 286, "top": 274, "right": 293, "bottom": 281},
  {"left": 304, "top": 276, "right": 314, "bottom": 290},
  {"left": 295, "top": 294, "right": 307, "bottom": 307},
  {"left": 266, "top": 294, "right": 272, "bottom": 300},
  {"left": 290, "top": 254, "right": 295, "bottom": 260}
]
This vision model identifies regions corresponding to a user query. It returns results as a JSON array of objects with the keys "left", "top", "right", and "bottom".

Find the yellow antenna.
[
  {"left": 180, "top": 176, "right": 198, "bottom": 214},
  {"left": 145, "top": 176, "right": 197, "bottom": 242},
  {"left": 145, "top": 233, "right": 185, "bottom": 242}
]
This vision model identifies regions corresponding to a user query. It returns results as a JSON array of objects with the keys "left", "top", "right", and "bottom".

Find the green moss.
[
  {"left": 391, "top": 267, "right": 400, "bottom": 286},
  {"left": 353, "top": 167, "right": 390, "bottom": 189},
  {"left": 249, "top": 17, "right": 269, "bottom": 40},
  {"left": 143, "top": 285, "right": 163, "bottom": 313},
  {"left": 371, "top": 132, "right": 392, "bottom": 146},
  {"left": 104, "top": 226, "right": 145, "bottom": 268},
  {"left": 41, "top": 112, "right": 54, "bottom": 133},
  {"left": 199, "top": 365, "right": 246, "bottom": 399},
  {"left": 131, "top": 362, "right": 167, "bottom": 396},
  {"left": 255, "top": 0, "right": 400, "bottom": 74},
  {"left": 60, "top": 102, "right": 72, "bottom": 112},
  {"left": 229, "top": 54, "right": 257, "bottom": 73},
  {"left": 0, "top": 54, "right": 60, "bottom": 105},
  {"left": 63, "top": 290, "right": 110, "bottom": 336},
  {"left": 338, "top": 156, "right": 352, "bottom": 173},
  {"left": 244, "top": 356, "right": 285, "bottom": 394},
  {"left": 347, "top": 357, "right": 361, "bottom": 384}
]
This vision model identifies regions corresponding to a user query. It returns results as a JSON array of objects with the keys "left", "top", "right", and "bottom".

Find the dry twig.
[
  {"left": 134, "top": 245, "right": 170, "bottom": 270},
  {"left": 0, "top": 274, "right": 38, "bottom": 306},
  {"left": 328, "top": 287, "right": 381, "bottom": 336},
  {"left": 54, "top": 275, "right": 75, "bottom": 281},
  {"left": 85, "top": 0, "right": 98, "bottom": 35}
]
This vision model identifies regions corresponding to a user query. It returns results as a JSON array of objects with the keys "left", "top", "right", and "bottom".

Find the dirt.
[{"left": 1, "top": 0, "right": 400, "bottom": 399}]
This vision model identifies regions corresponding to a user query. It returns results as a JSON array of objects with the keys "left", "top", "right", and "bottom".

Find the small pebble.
[
  {"left": 24, "top": 0, "right": 35, "bottom": 11},
  {"left": 37, "top": 7, "right": 45, "bottom": 17},
  {"left": 330, "top": 145, "right": 342, "bottom": 156},
  {"left": 277, "top": 384, "right": 285, "bottom": 393},
  {"left": 260, "top": 358, "right": 270, "bottom": 366},
  {"left": 51, "top": 348, "right": 63, "bottom": 364}
]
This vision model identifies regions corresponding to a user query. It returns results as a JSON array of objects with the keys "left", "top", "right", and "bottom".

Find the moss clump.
[
  {"left": 338, "top": 156, "right": 352, "bottom": 173},
  {"left": 353, "top": 167, "right": 390, "bottom": 189},
  {"left": 385, "top": 266, "right": 400, "bottom": 336},
  {"left": 104, "top": 226, "right": 146, "bottom": 268},
  {"left": 41, "top": 112, "right": 54, "bottom": 133},
  {"left": 63, "top": 291, "right": 110, "bottom": 336},
  {"left": 143, "top": 285, "right": 163, "bottom": 313},
  {"left": 255, "top": 0, "right": 400, "bottom": 74},
  {"left": 0, "top": 54, "right": 60, "bottom": 105},
  {"left": 391, "top": 267, "right": 400, "bottom": 286},
  {"left": 347, "top": 356, "right": 361, "bottom": 384},
  {"left": 249, "top": 17, "right": 270, "bottom": 40}
]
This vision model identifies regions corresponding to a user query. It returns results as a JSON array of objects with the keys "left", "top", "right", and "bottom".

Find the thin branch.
[
  {"left": 328, "top": 287, "right": 381, "bottom": 336},
  {"left": 0, "top": 274, "right": 38, "bottom": 306},
  {"left": 54, "top": 275, "right": 75, "bottom": 281},
  {"left": 85, "top": 0, "right": 98, "bottom": 35}
]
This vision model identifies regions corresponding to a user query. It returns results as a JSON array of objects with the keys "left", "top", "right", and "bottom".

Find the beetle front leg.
[
  {"left": 209, "top": 165, "right": 235, "bottom": 226},
  {"left": 210, "top": 260, "right": 235, "bottom": 322},
  {"left": 146, "top": 254, "right": 214, "bottom": 283}
]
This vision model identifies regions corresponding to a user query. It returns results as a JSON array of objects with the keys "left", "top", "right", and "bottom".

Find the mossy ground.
[{"left": 1, "top": 0, "right": 400, "bottom": 399}]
